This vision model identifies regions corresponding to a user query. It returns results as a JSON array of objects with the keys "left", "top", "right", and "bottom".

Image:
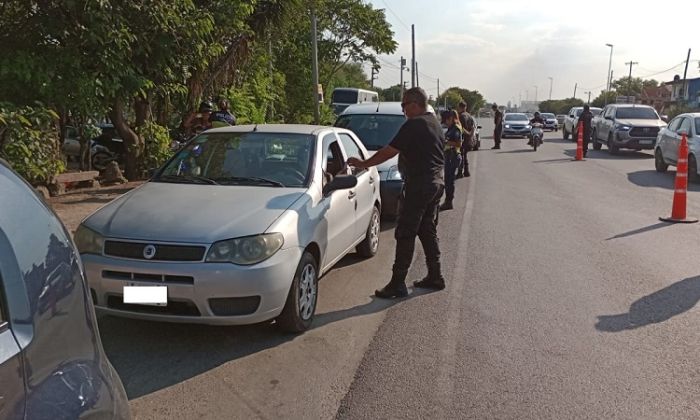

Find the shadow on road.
[
  {"left": 532, "top": 158, "right": 574, "bottom": 164},
  {"left": 563, "top": 149, "right": 653, "bottom": 160},
  {"left": 496, "top": 149, "right": 536, "bottom": 154},
  {"left": 596, "top": 276, "right": 700, "bottom": 332},
  {"left": 606, "top": 222, "right": 671, "bottom": 240},
  {"left": 627, "top": 170, "right": 700, "bottom": 191},
  {"left": 98, "top": 256, "right": 418, "bottom": 400}
]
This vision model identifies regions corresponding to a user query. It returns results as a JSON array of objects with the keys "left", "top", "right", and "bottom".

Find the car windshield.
[
  {"left": 615, "top": 107, "right": 659, "bottom": 120},
  {"left": 575, "top": 109, "right": 583, "bottom": 117},
  {"left": 695, "top": 118, "right": 700, "bottom": 136},
  {"left": 542, "top": 113, "right": 555, "bottom": 118},
  {"left": 505, "top": 114, "right": 528, "bottom": 121},
  {"left": 156, "top": 132, "right": 314, "bottom": 188},
  {"left": 592, "top": 109, "right": 602, "bottom": 116},
  {"left": 335, "top": 114, "right": 406, "bottom": 150}
]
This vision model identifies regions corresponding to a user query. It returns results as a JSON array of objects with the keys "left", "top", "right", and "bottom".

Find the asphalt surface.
[{"left": 100, "top": 125, "right": 700, "bottom": 419}]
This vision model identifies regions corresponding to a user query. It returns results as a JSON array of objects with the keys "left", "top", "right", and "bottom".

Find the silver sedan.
[
  {"left": 655, "top": 113, "right": 700, "bottom": 181},
  {"left": 75, "top": 125, "right": 382, "bottom": 332}
]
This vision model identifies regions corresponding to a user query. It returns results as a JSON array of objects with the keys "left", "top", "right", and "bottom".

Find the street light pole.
[
  {"left": 605, "top": 43, "right": 613, "bottom": 106},
  {"left": 310, "top": 5, "right": 320, "bottom": 124},
  {"left": 548, "top": 77, "right": 553, "bottom": 100},
  {"left": 625, "top": 60, "right": 639, "bottom": 99}
]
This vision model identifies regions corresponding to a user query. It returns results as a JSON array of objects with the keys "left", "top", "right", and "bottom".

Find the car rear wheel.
[
  {"left": 689, "top": 155, "right": 698, "bottom": 183},
  {"left": 592, "top": 130, "right": 602, "bottom": 150},
  {"left": 277, "top": 252, "right": 318, "bottom": 333},
  {"left": 356, "top": 206, "right": 380, "bottom": 258},
  {"left": 655, "top": 149, "right": 668, "bottom": 173}
]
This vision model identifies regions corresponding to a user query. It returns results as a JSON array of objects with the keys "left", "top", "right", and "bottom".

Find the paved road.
[{"left": 100, "top": 130, "right": 700, "bottom": 419}]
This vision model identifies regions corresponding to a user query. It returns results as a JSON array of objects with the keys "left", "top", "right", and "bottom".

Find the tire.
[
  {"left": 277, "top": 252, "right": 318, "bottom": 333},
  {"left": 533, "top": 139, "right": 538, "bottom": 151},
  {"left": 91, "top": 151, "right": 112, "bottom": 171},
  {"left": 356, "top": 206, "right": 380, "bottom": 258},
  {"left": 689, "top": 155, "right": 698, "bottom": 183},
  {"left": 607, "top": 134, "right": 619, "bottom": 155},
  {"left": 563, "top": 127, "right": 569, "bottom": 140},
  {"left": 654, "top": 149, "right": 668, "bottom": 173}
]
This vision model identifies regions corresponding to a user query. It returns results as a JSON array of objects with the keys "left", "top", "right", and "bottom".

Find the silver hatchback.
[
  {"left": 655, "top": 113, "right": 700, "bottom": 180},
  {"left": 75, "top": 125, "right": 381, "bottom": 332}
]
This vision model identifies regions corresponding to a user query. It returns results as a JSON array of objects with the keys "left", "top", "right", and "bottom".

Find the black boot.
[
  {"left": 414, "top": 263, "right": 446, "bottom": 291},
  {"left": 439, "top": 200, "right": 453, "bottom": 211},
  {"left": 375, "top": 272, "right": 409, "bottom": 299}
]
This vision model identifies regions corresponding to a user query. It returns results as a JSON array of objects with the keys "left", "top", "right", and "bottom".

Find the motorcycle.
[{"left": 529, "top": 123, "right": 544, "bottom": 151}]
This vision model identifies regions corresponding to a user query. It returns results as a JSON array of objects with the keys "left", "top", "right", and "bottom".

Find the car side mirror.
[
  {"left": 477, "top": 125, "right": 482, "bottom": 129},
  {"left": 323, "top": 174, "right": 357, "bottom": 196},
  {"left": 661, "top": 115, "right": 669, "bottom": 122},
  {"left": 569, "top": 114, "right": 574, "bottom": 118}
]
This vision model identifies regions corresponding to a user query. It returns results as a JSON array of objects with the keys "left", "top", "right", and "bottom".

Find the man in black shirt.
[
  {"left": 578, "top": 105, "right": 594, "bottom": 157},
  {"left": 347, "top": 87, "right": 446, "bottom": 298},
  {"left": 492, "top": 104, "right": 503, "bottom": 149}
]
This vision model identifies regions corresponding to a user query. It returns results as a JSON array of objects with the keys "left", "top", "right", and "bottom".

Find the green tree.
[
  {"left": 437, "top": 87, "right": 486, "bottom": 113},
  {"left": 611, "top": 77, "right": 659, "bottom": 97},
  {"left": 538, "top": 98, "right": 585, "bottom": 115},
  {"left": 379, "top": 85, "right": 403, "bottom": 102}
]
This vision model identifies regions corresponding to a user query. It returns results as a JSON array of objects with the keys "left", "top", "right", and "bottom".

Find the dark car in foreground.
[{"left": 0, "top": 159, "right": 130, "bottom": 419}]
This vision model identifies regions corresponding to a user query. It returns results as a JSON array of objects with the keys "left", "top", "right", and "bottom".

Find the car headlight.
[
  {"left": 206, "top": 233, "right": 284, "bottom": 265},
  {"left": 387, "top": 165, "right": 402, "bottom": 181},
  {"left": 74, "top": 225, "right": 104, "bottom": 255},
  {"left": 615, "top": 124, "right": 631, "bottom": 131},
  {"left": 504, "top": 124, "right": 510, "bottom": 128}
]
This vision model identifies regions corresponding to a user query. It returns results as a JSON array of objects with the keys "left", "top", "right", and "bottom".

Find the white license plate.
[
  {"left": 123, "top": 286, "right": 167, "bottom": 306},
  {"left": 639, "top": 140, "right": 653, "bottom": 145}
]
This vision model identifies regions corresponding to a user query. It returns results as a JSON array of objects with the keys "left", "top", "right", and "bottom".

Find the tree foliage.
[
  {"left": 538, "top": 98, "right": 585, "bottom": 115},
  {"left": 437, "top": 87, "right": 486, "bottom": 113}
]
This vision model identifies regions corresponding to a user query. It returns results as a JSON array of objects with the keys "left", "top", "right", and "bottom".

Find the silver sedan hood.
[{"left": 83, "top": 182, "right": 306, "bottom": 243}]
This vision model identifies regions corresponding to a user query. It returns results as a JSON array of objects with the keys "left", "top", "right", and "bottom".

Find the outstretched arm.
[{"left": 347, "top": 145, "right": 399, "bottom": 169}]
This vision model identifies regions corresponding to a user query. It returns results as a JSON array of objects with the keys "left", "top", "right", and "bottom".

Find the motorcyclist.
[
  {"left": 210, "top": 98, "right": 237, "bottom": 128},
  {"left": 528, "top": 111, "right": 546, "bottom": 145}
]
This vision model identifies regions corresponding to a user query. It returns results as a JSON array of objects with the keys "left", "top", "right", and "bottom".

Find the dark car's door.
[{"left": 0, "top": 232, "right": 27, "bottom": 420}]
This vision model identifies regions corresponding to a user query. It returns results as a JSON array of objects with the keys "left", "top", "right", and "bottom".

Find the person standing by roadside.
[
  {"left": 347, "top": 87, "right": 447, "bottom": 298},
  {"left": 579, "top": 104, "right": 593, "bottom": 158},
  {"left": 492, "top": 103, "right": 503, "bottom": 149},
  {"left": 210, "top": 98, "right": 237, "bottom": 128},
  {"left": 441, "top": 110, "right": 462, "bottom": 211},
  {"left": 457, "top": 101, "right": 474, "bottom": 178}
]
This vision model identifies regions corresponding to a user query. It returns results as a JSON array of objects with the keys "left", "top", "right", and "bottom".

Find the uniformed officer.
[
  {"left": 440, "top": 110, "right": 462, "bottom": 211},
  {"left": 347, "top": 87, "right": 446, "bottom": 298},
  {"left": 579, "top": 104, "right": 594, "bottom": 157},
  {"left": 492, "top": 103, "right": 503, "bottom": 149}
]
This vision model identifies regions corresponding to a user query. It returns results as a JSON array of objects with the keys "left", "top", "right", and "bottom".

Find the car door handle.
[{"left": 348, "top": 190, "right": 356, "bottom": 199}]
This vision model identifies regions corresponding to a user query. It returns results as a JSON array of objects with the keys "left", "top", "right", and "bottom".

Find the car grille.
[
  {"left": 208, "top": 297, "right": 261, "bottom": 316},
  {"left": 629, "top": 127, "right": 659, "bottom": 137},
  {"left": 107, "top": 295, "right": 201, "bottom": 316},
  {"left": 104, "top": 241, "right": 206, "bottom": 262},
  {"left": 511, "top": 125, "right": 526, "bottom": 129},
  {"left": 102, "top": 270, "right": 195, "bottom": 285}
]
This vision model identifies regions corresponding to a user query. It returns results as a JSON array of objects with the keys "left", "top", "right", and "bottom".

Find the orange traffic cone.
[
  {"left": 660, "top": 133, "right": 698, "bottom": 224},
  {"left": 573, "top": 121, "right": 585, "bottom": 161}
]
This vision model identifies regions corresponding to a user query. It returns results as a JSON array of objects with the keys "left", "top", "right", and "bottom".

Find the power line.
[{"left": 378, "top": 0, "right": 412, "bottom": 33}]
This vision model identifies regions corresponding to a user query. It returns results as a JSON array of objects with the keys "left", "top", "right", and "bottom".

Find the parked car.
[
  {"left": 592, "top": 104, "right": 667, "bottom": 154},
  {"left": 76, "top": 125, "right": 381, "bottom": 333},
  {"left": 335, "top": 102, "right": 437, "bottom": 218},
  {"left": 541, "top": 113, "right": 558, "bottom": 131},
  {"left": 562, "top": 106, "right": 603, "bottom": 140},
  {"left": 654, "top": 113, "right": 700, "bottom": 180},
  {"left": 502, "top": 113, "right": 531, "bottom": 138},
  {"left": 0, "top": 159, "right": 130, "bottom": 419}
]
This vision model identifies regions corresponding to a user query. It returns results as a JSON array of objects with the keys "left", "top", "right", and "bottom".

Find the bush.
[
  {"left": 0, "top": 103, "right": 65, "bottom": 184},
  {"left": 137, "top": 121, "right": 171, "bottom": 172}
]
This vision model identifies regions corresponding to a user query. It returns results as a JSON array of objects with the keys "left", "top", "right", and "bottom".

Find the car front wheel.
[
  {"left": 563, "top": 127, "right": 569, "bottom": 140},
  {"left": 277, "top": 252, "right": 318, "bottom": 333},
  {"left": 655, "top": 149, "right": 668, "bottom": 172}
]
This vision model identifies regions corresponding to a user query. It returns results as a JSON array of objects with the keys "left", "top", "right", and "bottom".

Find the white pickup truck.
[
  {"left": 591, "top": 104, "right": 667, "bottom": 154},
  {"left": 562, "top": 106, "right": 602, "bottom": 140}
]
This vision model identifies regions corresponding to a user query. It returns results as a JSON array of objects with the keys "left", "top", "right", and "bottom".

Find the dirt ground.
[{"left": 49, "top": 181, "right": 145, "bottom": 234}]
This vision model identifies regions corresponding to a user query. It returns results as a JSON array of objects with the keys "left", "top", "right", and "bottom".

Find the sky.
[{"left": 366, "top": 0, "right": 700, "bottom": 106}]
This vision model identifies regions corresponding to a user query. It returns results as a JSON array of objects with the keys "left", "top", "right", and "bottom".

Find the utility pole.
[
  {"left": 310, "top": 5, "right": 320, "bottom": 124},
  {"left": 605, "top": 43, "right": 614, "bottom": 106},
  {"left": 681, "top": 48, "right": 692, "bottom": 103},
  {"left": 437, "top": 78, "right": 440, "bottom": 106},
  {"left": 411, "top": 24, "right": 416, "bottom": 88},
  {"left": 573, "top": 83, "right": 577, "bottom": 99},
  {"left": 370, "top": 65, "right": 378, "bottom": 88},
  {"left": 625, "top": 61, "right": 638, "bottom": 98},
  {"left": 399, "top": 56, "right": 406, "bottom": 96},
  {"left": 548, "top": 77, "right": 553, "bottom": 100},
  {"left": 584, "top": 91, "right": 591, "bottom": 104}
]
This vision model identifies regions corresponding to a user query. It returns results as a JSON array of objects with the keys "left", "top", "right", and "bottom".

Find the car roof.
[
  {"left": 608, "top": 104, "right": 654, "bottom": 108},
  {"left": 505, "top": 113, "right": 528, "bottom": 116},
  {"left": 204, "top": 124, "right": 338, "bottom": 136},
  {"left": 339, "top": 102, "right": 435, "bottom": 116}
]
